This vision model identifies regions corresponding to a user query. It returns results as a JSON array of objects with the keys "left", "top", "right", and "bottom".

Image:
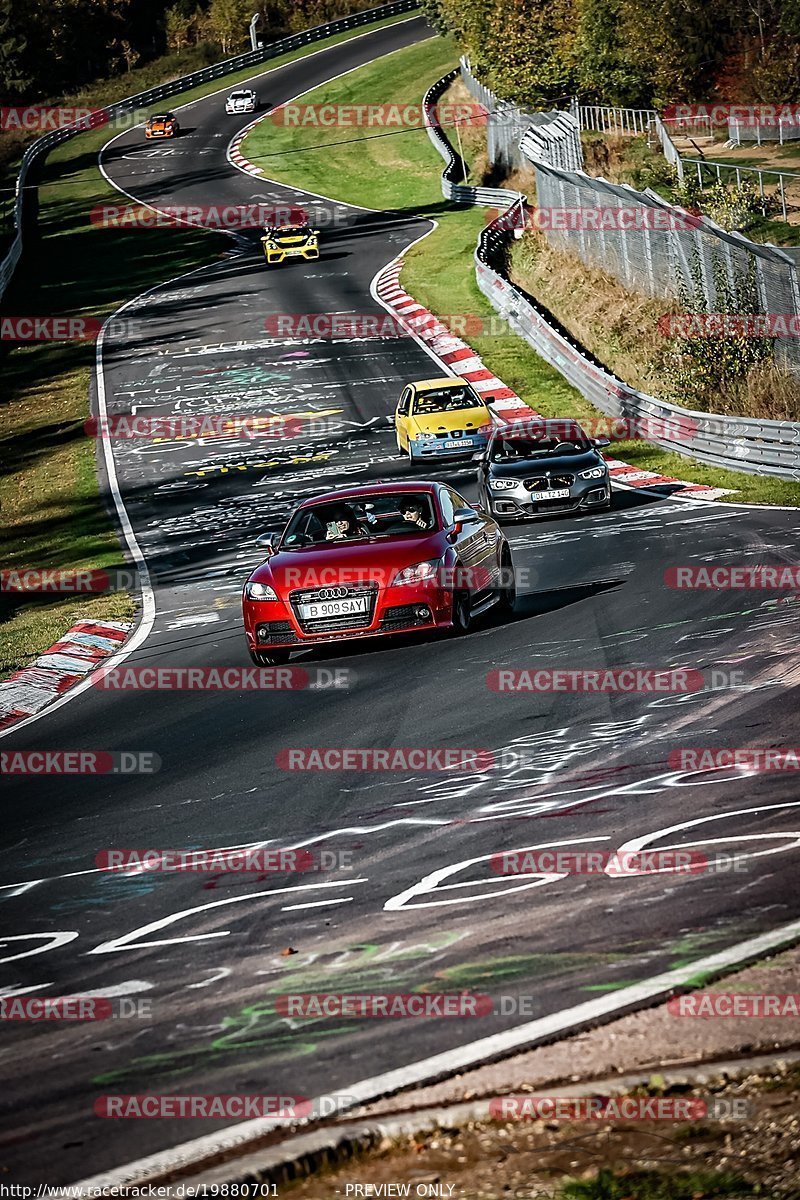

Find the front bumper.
[
  {"left": 244, "top": 584, "right": 455, "bottom": 651},
  {"left": 409, "top": 434, "right": 487, "bottom": 460},
  {"left": 263, "top": 244, "right": 320, "bottom": 264},
  {"left": 227, "top": 105, "right": 255, "bottom": 113},
  {"left": 488, "top": 481, "right": 611, "bottom": 519},
  {"left": 145, "top": 128, "right": 175, "bottom": 139}
]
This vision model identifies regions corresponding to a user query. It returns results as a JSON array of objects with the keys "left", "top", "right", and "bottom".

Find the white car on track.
[{"left": 226, "top": 89, "right": 258, "bottom": 114}]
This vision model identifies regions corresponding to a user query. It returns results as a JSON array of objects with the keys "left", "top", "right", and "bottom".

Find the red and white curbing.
[
  {"left": 228, "top": 125, "right": 264, "bottom": 177},
  {"left": 0, "top": 620, "right": 132, "bottom": 732},
  {"left": 375, "top": 260, "right": 732, "bottom": 502}
]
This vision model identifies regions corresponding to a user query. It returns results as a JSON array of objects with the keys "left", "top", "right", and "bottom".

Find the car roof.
[
  {"left": 298, "top": 481, "right": 439, "bottom": 508},
  {"left": 411, "top": 377, "right": 475, "bottom": 392}
]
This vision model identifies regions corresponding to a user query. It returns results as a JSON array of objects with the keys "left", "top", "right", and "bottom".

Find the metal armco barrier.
[
  {"left": 424, "top": 71, "right": 800, "bottom": 481},
  {"left": 0, "top": 0, "right": 419, "bottom": 303}
]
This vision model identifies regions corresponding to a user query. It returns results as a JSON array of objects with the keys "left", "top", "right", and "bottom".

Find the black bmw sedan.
[{"left": 475, "top": 418, "right": 612, "bottom": 521}]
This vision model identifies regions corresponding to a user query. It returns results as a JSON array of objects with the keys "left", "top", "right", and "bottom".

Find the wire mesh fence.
[
  {"left": 459, "top": 57, "right": 582, "bottom": 173},
  {"left": 532, "top": 162, "right": 800, "bottom": 371}
]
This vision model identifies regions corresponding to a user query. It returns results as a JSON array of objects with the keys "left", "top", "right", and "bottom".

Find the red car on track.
[{"left": 242, "top": 481, "right": 515, "bottom": 664}]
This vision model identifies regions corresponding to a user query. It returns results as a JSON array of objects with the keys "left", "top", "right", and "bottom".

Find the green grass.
[
  {"left": 242, "top": 34, "right": 452, "bottom": 208},
  {"left": 238, "top": 38, "right": 799, "bottom": 508},
  {"left": 559, "top": 1168, "right": 753, "bottom": 1200},
  {"left": 0, "top": 12, "right": 416, "bottom": 681}
]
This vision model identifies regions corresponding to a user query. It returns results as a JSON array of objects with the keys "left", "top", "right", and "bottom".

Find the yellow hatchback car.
[{"left": 395, "top": 377, "right": 495, "bottom": 461}]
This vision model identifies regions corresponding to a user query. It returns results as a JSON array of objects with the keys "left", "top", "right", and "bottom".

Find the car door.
[
  {"left": 395, "top": 387, "right": 413, "bottom": 448},
  {"left": 446, "top": 487, "right": 495, "bottom": 598}
]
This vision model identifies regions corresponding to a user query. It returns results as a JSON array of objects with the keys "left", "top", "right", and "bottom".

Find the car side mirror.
[
  {"left": 484, "top": 395, "right": 497, "bottom": 405},
  {"left": 592, "top": 436, "right": 611, "bottom": 448},
  {"left": 453, "top": 507, "right": 476, "bottom": 527},
  {"left": 471, "top": 450, "right": 485, "bottom": 463},
  {"left": 255, "top": 532, "right": 276, "bottom": 558}
]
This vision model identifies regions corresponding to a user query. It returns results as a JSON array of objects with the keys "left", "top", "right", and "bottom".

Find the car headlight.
[
  {"left": 245, "top": 581, "right": 278, "bottom": 600},
  {"left": 412, "top": 432, "right": 436, "bottom": 442},
  {"left": 391, "top": 559, "right": 440, "bottom": 587},
  {"left": 579, "top": 467, "right": 607, "bottom": 480},
  {"left": 490, "top": 478, "right": 518, "bottom": 490},
  {"left": 264, "top": 239, "right": 279, "bottom": 250}
]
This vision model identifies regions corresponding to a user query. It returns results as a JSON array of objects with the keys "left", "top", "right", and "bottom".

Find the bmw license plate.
[
  {"left": 299, "top": 596, "right": 369, "bottom": 620},
  {"left": 538, "top": 488, "right": 571, "bottom": 500}
]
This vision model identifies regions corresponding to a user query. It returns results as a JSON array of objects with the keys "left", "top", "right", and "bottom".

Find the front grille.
[
  {"left": 435, "top": 430, "right": 463, "bottom": 439},
  {"left": 289, "top": 584, "right": 377, "bottom": 634},
  {"left": 524, "top": 474, "right": 575, "bottom": 491},
  {"left": 256, "top": 621, "right": 299, "bottom": 644}
]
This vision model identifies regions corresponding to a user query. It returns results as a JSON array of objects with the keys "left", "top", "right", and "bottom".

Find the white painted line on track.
[{"left": 75, "top": 914, "right": 800, "bottom": 1189}]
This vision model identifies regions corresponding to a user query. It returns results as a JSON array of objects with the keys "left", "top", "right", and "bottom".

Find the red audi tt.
[{"left": 242, "top": 481, "right": 515, "bottom": 664}]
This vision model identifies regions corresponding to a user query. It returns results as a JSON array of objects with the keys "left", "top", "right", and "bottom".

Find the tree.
[
  {"left": 165, "top": 4, "right": 193, "bottom": 50},
  {"left": 207, "top": 0, "right": 252, "bottom": 53},
  {"left": 0, "top": 0, "right": 31, "bottom": 98}
]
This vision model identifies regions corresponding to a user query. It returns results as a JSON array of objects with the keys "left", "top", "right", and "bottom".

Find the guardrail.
[
  {"left": 0, "top": 0, "right": 419, "bottom": 304},
  {"left": 423, "top": 71, "right": 800, "bottom": 481}
]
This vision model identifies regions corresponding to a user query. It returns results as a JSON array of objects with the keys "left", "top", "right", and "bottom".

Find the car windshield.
[
  {"left": 151, "top": 114, "right": 172, "bottom": 121},
  {"left": 489, "top": 431, "right": 591, "bottom": 461},
  {"left": 270, "top": 224, "right": 311, "bottom": 237},
  {"left": 281, "top": 494, "right": 439, "bottom": 547},
  {"left": 230, "top": 92, "right": 249, "bottom": 99},
  {"left": 413, "top": 386, "right": 481, "bottom": 414}
]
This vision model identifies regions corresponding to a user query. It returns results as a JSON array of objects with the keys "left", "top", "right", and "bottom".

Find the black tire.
[
  {"left": 249, "top": 647, "right": 291, "bottom": 666},
  {"left": 449, "top": 589, "right": 472, "bottom": 636},
  {"left": 496, "top": 547, "right": 516, "bottom": 615}
]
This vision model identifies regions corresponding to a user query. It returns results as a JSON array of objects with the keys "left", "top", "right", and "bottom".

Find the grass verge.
[
  {"left": 239, "top": 41, "right": 799, "bottom": 507},
  {"left": 0, "top": 11, "right": 417, "bottom": 682}
]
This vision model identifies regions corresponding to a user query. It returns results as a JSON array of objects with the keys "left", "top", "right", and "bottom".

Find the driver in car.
[
  {"left": 402, "top": 501, "right": 430, "bottom": 530},
  {"left": 325, "top": 506, "right": 360, "bottom": 540}
]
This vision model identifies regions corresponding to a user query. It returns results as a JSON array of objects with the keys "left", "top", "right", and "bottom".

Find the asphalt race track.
[{"left": 3, "top": 14, "right": 800, "bottom": 1185}]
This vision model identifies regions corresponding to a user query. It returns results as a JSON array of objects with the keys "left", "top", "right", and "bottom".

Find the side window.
[
  {"left": 438, "top": 488, "right": 455, "bottom": 527},
  {"left": 397, "top": 388, "right": 411, "bottom": 416},
  {"left": 447, "top": 488, "right": 468, "bottom": 513}
]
